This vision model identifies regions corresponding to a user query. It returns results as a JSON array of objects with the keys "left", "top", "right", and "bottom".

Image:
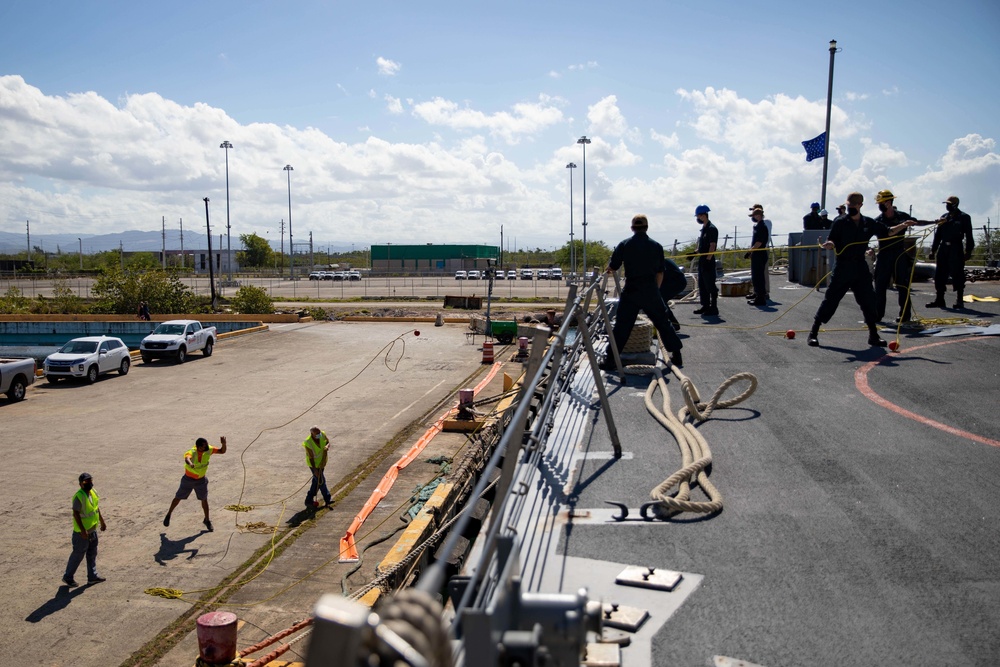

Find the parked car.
[
  {"left": 549, "top": 268, "right": 563, "bottom": 281},
  {"left": 520, "top": 269, "right": 534, "bottom": 280},
  {"left": 44, "top": 336, "right": 131, "bottom": 384},
  {"left": 495, "top": 270, "right": 505, "bottom": 280},
  {"left": 455, "top": 270, "right": 467, "bottom": 280},
  {"left": 467, "top": 270, "right": 482, "bottom": 280},
  {"left": 140, "top": 320, "right": 216, "bottom": 364},
  {"left": 507, "top": 270, "right": 518, "bottom": 280},
  {"left": 309, "top": 271, "right": 323, "bottom": 280},
  {"left": 537, "top": 269, "right": 550, "bottom": 280},
  {"left": 348, "top": 270, "right": 362, "bottom": 281},
  {"left": 1, "top": 356, "right": 36, "bottom": 402}
]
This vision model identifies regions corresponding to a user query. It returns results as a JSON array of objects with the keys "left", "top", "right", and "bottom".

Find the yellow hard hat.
[{"left": 875, "top": 189, "right": 895, "bottom": 203}]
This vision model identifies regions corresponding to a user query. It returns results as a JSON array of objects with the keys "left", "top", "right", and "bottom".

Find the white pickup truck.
[
  {"left": 140, "top": 320, "right": 216, "bottom": 364},
  {"left": 1, "top": 357, "right": 37, "bottom": 402}
]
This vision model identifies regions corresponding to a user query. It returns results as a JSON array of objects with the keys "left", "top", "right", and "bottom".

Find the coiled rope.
[{"left": 616, "top": 332, "right": 757, "bottom": 517}]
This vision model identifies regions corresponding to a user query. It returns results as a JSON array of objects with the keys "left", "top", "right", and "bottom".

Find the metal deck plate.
[{"left": 614, "top": 565, "right": 683, "bottom": 592}]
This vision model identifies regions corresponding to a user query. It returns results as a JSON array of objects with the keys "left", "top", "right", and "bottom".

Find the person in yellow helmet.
[
  {"left": 872, "top": 189, "right": 937, "bottom": 323},
  {"left": 303, "top": 426, "right": 333, "bottom": 508},
  {"left": 63, "top": 472, "right": 107, "bottom": 587},
  {"left": 163, "top": 436, "right": 227, "bottom": 532}
]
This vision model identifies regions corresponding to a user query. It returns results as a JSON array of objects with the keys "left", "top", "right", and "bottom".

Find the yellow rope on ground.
[{"left": 145, "top": 587, "right": 184, "bottom": 599}]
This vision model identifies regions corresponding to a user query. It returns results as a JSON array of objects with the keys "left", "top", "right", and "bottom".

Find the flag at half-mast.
[{"left": 801, "top": 132, "right": 827, "bottom": 162}]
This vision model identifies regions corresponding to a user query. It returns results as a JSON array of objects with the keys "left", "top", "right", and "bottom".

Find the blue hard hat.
[
  {"left": 810, "top": 202, "right": 820, "bottom": 209},
  {"left": 695, "top": 205, "right": 711, "bottom": 216}
]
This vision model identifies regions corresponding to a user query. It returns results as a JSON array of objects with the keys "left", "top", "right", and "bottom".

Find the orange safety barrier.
[
  {"left": 339, "top": 362, "right": 503, "bottom": 562},
  {"left": 481, "top": 341, "right": 494, "bottom": 364}
]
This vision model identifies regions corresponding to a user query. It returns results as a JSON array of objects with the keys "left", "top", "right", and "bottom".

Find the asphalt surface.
[
  {"left": 566, "top": 277, "right": 1000, "bottom": 666},
  {"left": 2, "top": 320, "right": 503, "bottom": 667}
]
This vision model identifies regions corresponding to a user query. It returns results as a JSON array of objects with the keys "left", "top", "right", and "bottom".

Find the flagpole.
[{"left": 821, "top": 39, "right": 838, "bottom": 209}]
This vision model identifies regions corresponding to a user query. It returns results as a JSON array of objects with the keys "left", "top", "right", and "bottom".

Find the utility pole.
[
  {"left": 26, "top": 220, "right": 30, "bottom": 263},
  {"left": 180, "top": 218, "right": 185, "bottom": 268},
  {"left": 162, "top": 216, "right": 167, "bottom": 269}
]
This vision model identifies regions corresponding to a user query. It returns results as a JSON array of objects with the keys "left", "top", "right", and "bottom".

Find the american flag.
[{"left": 801, "top": 132, "right": 826, "bottom": 162}]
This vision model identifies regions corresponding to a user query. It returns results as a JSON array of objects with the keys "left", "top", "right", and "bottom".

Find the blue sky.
[{"left": 1, "top": 0, "right": 998, "bottom": 257}]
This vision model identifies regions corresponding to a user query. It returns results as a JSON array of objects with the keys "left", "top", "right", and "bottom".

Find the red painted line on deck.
[{"left": 855, "top": 337, "right": 1000, "bottom": 448}]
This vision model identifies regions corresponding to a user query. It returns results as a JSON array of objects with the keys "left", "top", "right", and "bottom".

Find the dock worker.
[
  {"left": 63, "top": 472, "right": 107, "bottom": 587},
  {"left": 693, "top": 205, "right": 719, "bottom": 317},
  {"left": 927, "top": 196, "right": 975, "bottom": 309},
  {"left": 163, "top": 436, "right": 227, "bottom": 532},
  {"left": 303, "top": 425, "right": 333, "bottom": 508},
  {"left": 807, "top": 192, "right": 915, "bottom": 348},
  {"left": 602, "top": 214, "right": 683, "bottom": 370}
]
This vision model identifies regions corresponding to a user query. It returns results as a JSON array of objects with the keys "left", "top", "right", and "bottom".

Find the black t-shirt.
[
  {"left": 752, "top": 220, "right": 769, "bottom": 248},
  {"left": 828, "top": 214, "right": 887, "bottom": 263},
  {"left": 931, "top": 209, "right": 975, "bottom": 254},
  {"left": 803, "top": 211, "right": 825, "bottom": 230},
  {"left": 609, "top": 232, "right": 665, "bottom": 282},
  {"left": 874, "top": 209, "right": 913, "bottom": 258},
  {"left": 697, "top": 222, "right": 718, "bottom": 256}
]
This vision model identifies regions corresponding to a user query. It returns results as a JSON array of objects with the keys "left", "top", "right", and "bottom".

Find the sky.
[{"left": 1, "top": 0, "right": 998, "bottom": 258}]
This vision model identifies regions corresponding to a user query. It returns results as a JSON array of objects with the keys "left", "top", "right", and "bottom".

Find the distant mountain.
[{"left": 0, "top": 230, "right": 355, "bottom": 255}]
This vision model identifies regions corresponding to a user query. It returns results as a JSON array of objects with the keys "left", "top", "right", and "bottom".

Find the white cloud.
[
  {"left": 568, "top": 61, "right": 598, "bottom": 72},
  {"left": 1, "top": 76, "right": 996, "bottom": 252},
  {"left": 411, "top": 96, "right": 563, "bottom": 144},
  {"left": 650, "top": 129, "right": 680, "bottom": 150},
  {"left": 376, "top": 57, "right": 401, "bottom": 76},
  {"left": 675, "top": 86, "right": 857, "bottom": 155},
  {"left": 384, "top": 95, "right": 403, "bottom": 115},
  {"left": 587, "top": 95, "right": 628, "bottom": 138}
]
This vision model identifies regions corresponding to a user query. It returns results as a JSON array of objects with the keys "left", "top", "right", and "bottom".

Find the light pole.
[
  {"left": 566, "top": 162, "right": 576, "bottom": 278},
  {"left": 78, "top": 238, "right": 83, "bottom": 270},
  {"left": 220, "top": 141, "right": 233, "bottom": 280},
  {"left": 283, "top": 165, "right": 294, "bottom": 280},
  {"left": 820, "top": 40, "right": 838, "bottom": 210},
  {"left": 577, "top": 136, "right": 591, "bottom": 280},
  {"left": 204, "top": 197, "right": 217, "bottom": 309}
]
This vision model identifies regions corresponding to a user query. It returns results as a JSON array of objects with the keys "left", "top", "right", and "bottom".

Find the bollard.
[
  {"left": 196, "top": 611, "right": 238, "bottom": 665},
  {"left": 457, "top": 388, "right": 476, "bottom": 420},
  {"left": 435, "top": 312, "right": 444, "bottom": 327},
  {"left": 482, "top": 341, "right": 494, "bottom": 364},
  {"left": 516, "top": 336, "right": 530, "bottom": 360}
]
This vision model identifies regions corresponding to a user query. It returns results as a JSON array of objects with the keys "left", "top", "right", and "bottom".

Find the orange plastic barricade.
[{"left": 339, "top": 363, "right": 502, "bottom": 562}]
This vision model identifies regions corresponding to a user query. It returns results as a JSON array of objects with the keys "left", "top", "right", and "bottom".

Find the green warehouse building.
[{"left": 370, "top": 244, "right": 499, "bottom": 273}]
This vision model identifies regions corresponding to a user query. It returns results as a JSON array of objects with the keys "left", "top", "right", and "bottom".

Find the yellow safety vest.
[
  {"left": 303, "top": 432, "right": 329, "bottom": 469},
  {"left": 73, "top": 488, "right": 100, "bottom": 533},
  {"left": 184, "top": 447, "right": 213, "bottom": 479}
]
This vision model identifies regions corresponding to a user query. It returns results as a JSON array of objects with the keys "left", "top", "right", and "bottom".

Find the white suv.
[{"left": 44, "top": 336, "right": 131, "bottom": 384}]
